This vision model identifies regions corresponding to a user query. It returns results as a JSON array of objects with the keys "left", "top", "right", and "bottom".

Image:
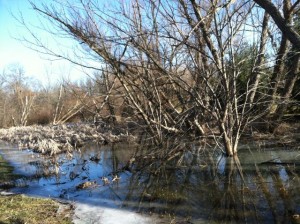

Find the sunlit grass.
[{"left": 0, "top": 195, "right": 72, "bottom": 224}]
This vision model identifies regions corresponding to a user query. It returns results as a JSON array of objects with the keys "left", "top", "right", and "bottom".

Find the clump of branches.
[{"left": 18, "top": 0, "right": 300, "bottom": 156}]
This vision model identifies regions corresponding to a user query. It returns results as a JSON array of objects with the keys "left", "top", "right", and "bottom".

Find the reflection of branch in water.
[
  {"left": 215, "top": 157, "right": 241, "bottom": 222},
  {"left": 120, "top": 143, "right": 300, "bottom": 223},
  {"left": 111, "top": 144, "right": 120, "bottom": 174},
  {"left": 257, "top": 156, "right": 300, "bottom": 222},
  {"left": 255, "top": 164, "right": 280, "bottom": 223},
  {"left": 122, "top": 170, "right": 147, "bottom": 209},
  {"left": 270, "top": 166, "right": 297, "bottom": 222},
  {"left": 285, "top": 165, "right": 300, "bottom": 185},
  {"left": 131, "top": 151, "right": 255, "bottom": 222},
  {"left": 208, "top": 156, "right": 260, "bottom": 223},
  {"left": 107, "top": 184, "right": 122, "bottom": 201},
  {"left": 123, "top": 152, "right": 195, "bottom": 217},
  {"left": 233, "top": 155, "right": 245, "bottom": 184}
]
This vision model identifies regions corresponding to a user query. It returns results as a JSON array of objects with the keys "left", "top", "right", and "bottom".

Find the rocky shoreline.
[{"left": 0, "top": 123, "right": 135, "bottom": 155}]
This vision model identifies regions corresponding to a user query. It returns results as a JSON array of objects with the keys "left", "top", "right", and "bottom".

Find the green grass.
[{"left": 0, "top": 154, "right": 72, "bottom": 224}]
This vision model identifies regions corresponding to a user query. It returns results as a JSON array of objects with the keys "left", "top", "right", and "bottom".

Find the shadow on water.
[{"left": 0, "top": 141, "right": 300, "bottom": 223}]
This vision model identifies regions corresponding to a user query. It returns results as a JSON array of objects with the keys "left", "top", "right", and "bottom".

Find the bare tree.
[
  {"left": 17, "top": 0, "right": 299, "bottom": 156},
  {"left": 52, "top": 83, "right": 88, "bottom": 125},
  {"left": 1, "top": 64, "right": 36, "bottom": 126}
]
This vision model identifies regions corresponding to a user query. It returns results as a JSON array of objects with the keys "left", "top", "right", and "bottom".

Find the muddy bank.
[{"left": 0, "top": 123, "right": 135, "bottom": 155}]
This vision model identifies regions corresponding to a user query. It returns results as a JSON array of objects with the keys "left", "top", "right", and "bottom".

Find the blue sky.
[{"left": 0, "top": 0, "right": 86, "bottom": 85}]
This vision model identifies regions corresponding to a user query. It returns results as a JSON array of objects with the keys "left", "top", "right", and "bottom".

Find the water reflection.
[
  {"left": 0, "top": 141, "right": 300, "bottom": 223},
  {"left": 121, "top": 148, "right": 300, "bottom": 223}
]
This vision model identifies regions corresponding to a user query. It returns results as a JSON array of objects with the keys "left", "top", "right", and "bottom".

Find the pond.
[{"left": 0, "top": 141, "right": 300, "bottom": 223}]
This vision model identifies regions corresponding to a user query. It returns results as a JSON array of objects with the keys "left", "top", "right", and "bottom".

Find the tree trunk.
[
  {"left": 265, "top": 36, "right": 289, "bottom": 116},
  {"left": 273, "top": 52, "right": 300, "bottom": 121},
  {"left": 224, "top": 135, "right": 234, "bottom": 157},
  {"left": 249, "top": 12, "right": 269, "bottom": 107},
  {"left": 253, "top": 0, "right": 300, "bottom": 50},
  {"left": 222, "top": 127, "right": 237, "bottom": 157}
]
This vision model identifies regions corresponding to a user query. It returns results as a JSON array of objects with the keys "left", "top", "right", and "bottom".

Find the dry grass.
[
  {"left": 0, "top": 195, "right": 72, "bottom": 224},
  {"left": 0, "top": 123, "right": 130, "bottom": 155},
  {"left": 273, "top": 122, "right": 295, "bottom": 135}
]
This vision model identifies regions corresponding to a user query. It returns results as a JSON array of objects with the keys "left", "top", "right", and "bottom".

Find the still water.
[{"left": 0, "top": 141, "right": 299, "bottom": 223}]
